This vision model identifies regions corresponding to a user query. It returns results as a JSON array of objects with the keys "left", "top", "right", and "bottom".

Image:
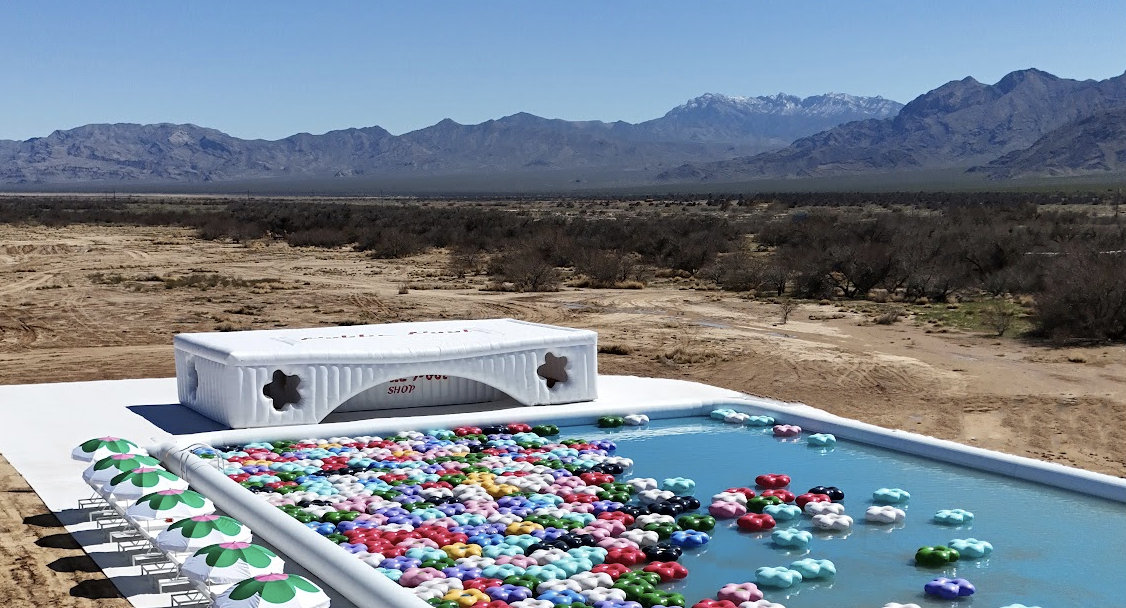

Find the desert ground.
[{"left": 1, "top": 222, "right": 1123, "bottom": 605}]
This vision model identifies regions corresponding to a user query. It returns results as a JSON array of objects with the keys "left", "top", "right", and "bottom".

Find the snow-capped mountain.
[{"left": 629, "top": 93, "right": 903, "bottom": 146}]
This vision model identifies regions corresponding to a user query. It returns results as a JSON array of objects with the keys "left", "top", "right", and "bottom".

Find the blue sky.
[{"left": 2, "top": 1, "right": 1123, "bottom": 141}]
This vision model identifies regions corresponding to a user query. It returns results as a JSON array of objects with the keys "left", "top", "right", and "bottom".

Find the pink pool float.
[
  {"left": 773, "top": 424, "right": 802, "bottom": 437},
  {"left": 717, "top": 582, "right": 764, "bottom": 603}
]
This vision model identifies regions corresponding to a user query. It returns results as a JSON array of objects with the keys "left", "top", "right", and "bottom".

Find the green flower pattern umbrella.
[
  {"left": 216, "top": 573, "right": 329, "bottom": 608},
  {"left": 83, "top": 453, "right": 163, "bottom": 488},
  {"left": 157, "top": 514, "right": 253, "bottom": 553},
  {"left": 182, "top": 542, "right": 285, "bottom": 585},
  {"left": 126, "top": 488, "right": 215, "bottom": 522},
  {"left": 72, "top": 437, "right": 143, "bottom": 462},
  {"left": 105, "top": 466, "right": 188, "bottom": 501}
]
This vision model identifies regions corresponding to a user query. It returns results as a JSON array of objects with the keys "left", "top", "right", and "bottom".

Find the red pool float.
[
  {"left": 605, "top": 547, "right": 647, "bottom": 565},
  {"left": 506, "top": 423, "right": 532, "bottom": 433},
  {"left": 692, "top": 600, "right": 738, "bottom": 608},
  {"left": 795, "top": 493, "right": 832, "bottom": 509},
  {"left": 598, "top": 511, "right": 635, "bottom": 526},
  {"left": 463, "top": 577, "right": 503, "bottom": 591},
  {"left": 580, "top": 472, "right": 615, "bottom": 485},
  {"left": 724, "top": 487, "right": 757, "bottom": 500},
  {"left": 454, "top": 426, "right": 483, "bottom": 436},
  {"left": 761, "top": 489, "right": 796, "bottom": 503},
  {"left": 591, "top": 563, "right": 631, "bottom": 580},
  {"left": 470, "top": 601, "right": 512, "bottom": 608},
  {"left": 736, "top": 513, "right": 776, "bottom": 531},
  {"left": 755, "top": 473, "right": 791, "bottom": 489},
  {"left": 643, "top": 561, "right": 689, "bottom": 582}
]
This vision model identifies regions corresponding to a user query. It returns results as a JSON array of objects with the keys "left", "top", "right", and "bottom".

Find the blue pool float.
[
  {"left": 948, "top": 538, "right": 993, "bottom": 558},
  {"left": 771, "top": 527, "right": 813, "bottom": 548},
  {"left": 745, "top": 415, "right": 776, "bottom": 426},
  {"left": 662, "top": 477, "right": 696, "bottom": 495},
  {"left": 872, "top": 487, "right": 911, "bottom": 504},
  {"left": 807, "top": 433, "right": 837, "bottom": 447},
  {"left": 934, "top": 508, "right": 974, "bottom": 525},
  {"left": 763, "top": 503, "right": 803, "bottom": 522},
  {"left": 789, "top": 557, "right": 836, "bottom": 579},
  {"left": 755, "top": 566, "right": 803, "bottom": 588},
  {"left": 670, "top": 529, "right": 710, "bottom": 548}
]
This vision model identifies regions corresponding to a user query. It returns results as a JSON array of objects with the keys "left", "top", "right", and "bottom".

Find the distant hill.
[
  {"left": 657, "top": 69, "right": 1126, "bottom": 182},
  {"left": 0, "top": 93, "right": 901, "bottom": 185},
  {"left": 970, "top": 106, "right": 1126, "bottom": 179}
]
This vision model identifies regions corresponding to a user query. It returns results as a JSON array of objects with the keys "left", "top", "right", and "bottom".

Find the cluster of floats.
[{"left": 74, "top": 408, "right": 1037, "bottom": 608}]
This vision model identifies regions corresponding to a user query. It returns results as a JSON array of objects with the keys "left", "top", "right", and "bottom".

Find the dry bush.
[
  {"left": 981, "top": 299, "right": 1017, "bottom": 336},
  {"left": 490, "top": 247, "right": 560, "bottom": 292},
  {"left": 875, "top": 308, "right": 906, "bottom": 325},
  {"left": 778, "top": 300, "right": 798, "bottom": 324},
  {"left": 598, "top": 344, "right": 632, "bottom": 356}
]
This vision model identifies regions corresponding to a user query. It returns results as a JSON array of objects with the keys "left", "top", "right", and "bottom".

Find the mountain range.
[
  {"left": 0, "top": 93, "right": 901, "bottom": 185},
  {"left": 1, "top": 68, "right": 1124, "bottom": 189},
  {"left": 659, "top": 69, "right": 1126, "bottom": 183}
]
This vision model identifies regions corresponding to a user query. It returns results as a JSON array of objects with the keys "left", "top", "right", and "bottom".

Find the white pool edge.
[{"left": 152, "top": 388, "right": 1125, "bottom": 608}]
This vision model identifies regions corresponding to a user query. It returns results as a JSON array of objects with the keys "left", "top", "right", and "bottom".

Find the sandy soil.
[{"left": 1, "top": 223, "right": 1123, "bottom": 604}]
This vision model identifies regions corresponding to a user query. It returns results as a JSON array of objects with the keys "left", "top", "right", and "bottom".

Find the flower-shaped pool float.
[
  {"left": 789, "top": 558, "right": 835, "bottom": 579},
  {"left": 865, "top": 505, "right": 906, "bottom": 524},
  {"left": 662, "top": 477, "right": 696, "bottom": 495},
  {"left": 872, "top": 488, "right": 911, "bottom": 504},
  {"left": 806, "top": 433, "right": 836, "bottom": 447},
  {"left": 755, "top": 566, "right": 803, "bottom": 588},
  {"left": 948, "top": 538, "right": 993, "bottom": 559},
  {"left": 763, "top": 504, "right": 803, "bottom": 522},
  {"left": 772, "top": 425, "right": 802, "bottom": 438},
  {"left": 934, "top": 509, "right": 974, "bottom": 526},
  {"left": 811, "top": 513, "right": 853, "bottom": 531},
  {"left": 915, "top": 545, "right": 959, "bottom": 566},
  {"left": 716, "top": 582, "right": 763, "bottom": 603},
  {"left": 770, "top": 528, "right": 813, "bottom": 549},
  {"left": 924, "top": 577, "right": 975, "bottom": 599}
]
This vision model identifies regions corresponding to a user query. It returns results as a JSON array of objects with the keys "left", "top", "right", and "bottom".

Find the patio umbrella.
[
  {"left": 72, "top": 437, "right": 144, "bottom": 462},
  {"left": 182, "top": 542, "right": 286, "bottom": 586},
  {"left": 105, "top": 467, "right": 189, "bottom": 501},
  {"left": 126, "top": 488, "right": 215, "bottom": 522},
  {"left": 157, "top": 514, "right": 253, "bottom": 554},
  {"left": 215, "top": 573, "right": 329, "bottom": 608},
  {"left": 83, "top": 453, "right": 163, "bottom": 489}
]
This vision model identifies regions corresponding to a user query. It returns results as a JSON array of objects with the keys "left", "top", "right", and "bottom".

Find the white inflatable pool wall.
[
  {"left": 153, "top": 389, "right": 1126, "bottom": 608},
  {"left": 174, "top": 319, "right": 598, "bottom": 428}
]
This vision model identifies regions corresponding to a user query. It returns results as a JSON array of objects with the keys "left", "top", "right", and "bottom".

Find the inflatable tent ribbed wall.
[{"left": 173, "top": 318, "right": 598, "bottom": 428}]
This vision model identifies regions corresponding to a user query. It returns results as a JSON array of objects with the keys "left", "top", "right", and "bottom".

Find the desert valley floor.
[{"left": 1, "top": 223, "right": 1123, "bottom": 606}]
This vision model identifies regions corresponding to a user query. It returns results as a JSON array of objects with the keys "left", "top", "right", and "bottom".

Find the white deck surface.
[{"left": 0, "top": 375, "right": 744, "bottom": 607}]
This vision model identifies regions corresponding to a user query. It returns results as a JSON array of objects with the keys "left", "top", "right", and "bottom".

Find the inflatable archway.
[{"left": 174, "top": 319, "right": 598, "bottom": 428}]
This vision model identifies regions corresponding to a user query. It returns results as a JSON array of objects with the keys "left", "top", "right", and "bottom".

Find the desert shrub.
[
  {"left": 875, "top": 308, "right": 906, "bottom": 325},
  {"left": 598, "top": 344, "right": 631, "bottom": 356},
  {"left": 702, "top": 250, "right": 764, "bottom": 292},
  {"left": 778, "top": 300, "right": 798, "bottom": 324},
  {"left": 573, "top": 249, "right": 642, "bottom": 288},
  {"left": 1034, "top": 250, "right": 1126, "bottom": 342},
  {"left": 490, "top": 247, "right": 560, "bottom": 292},
  {"left": 447, "top": 246, "right": 484, "bottom": 278},
  {"left": 286, "top": 228, "right": 352, "bottom": 248},
  {"left": 980, "top": 299, "right": 1018, "bottom": 336}
]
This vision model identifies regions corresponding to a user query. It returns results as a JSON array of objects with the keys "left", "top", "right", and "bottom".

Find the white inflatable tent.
[{"left": 174, "top": 318, "right": 598, "bottom": 428}]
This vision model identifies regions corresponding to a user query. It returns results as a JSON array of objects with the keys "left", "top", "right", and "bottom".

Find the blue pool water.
[{"left": 590, "top": 415, "right": 1126, "bottom": 608}]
